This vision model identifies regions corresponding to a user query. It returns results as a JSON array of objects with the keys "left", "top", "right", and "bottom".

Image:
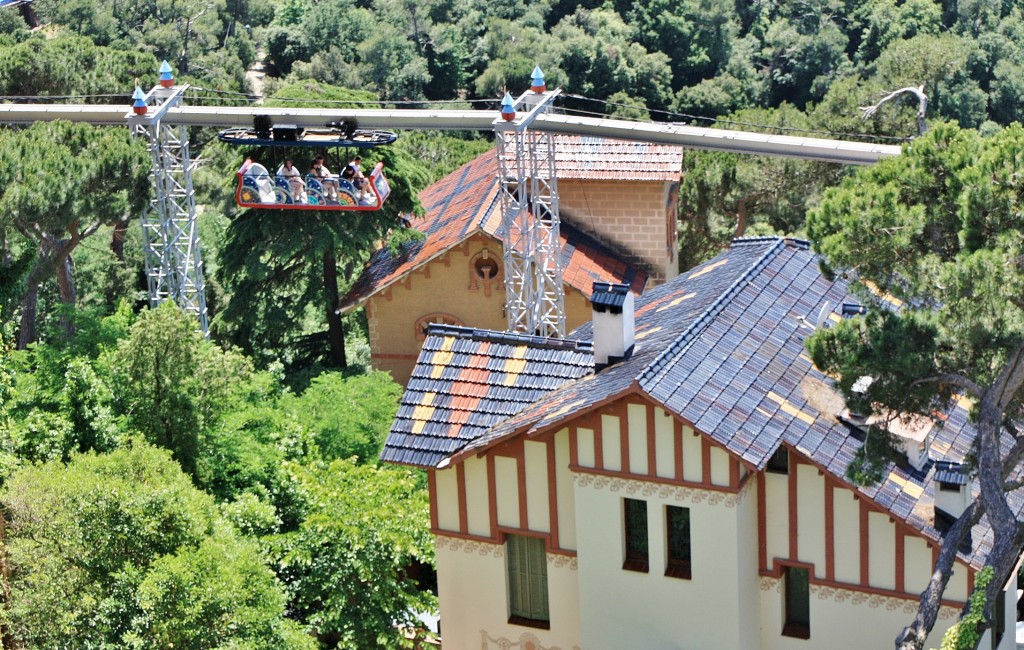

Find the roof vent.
[
  {"left": 591, "top": 282, "right": 634, "bottom": 370},
  {"left": 842, "top": 303, "right": 867, "bottom": 317}
]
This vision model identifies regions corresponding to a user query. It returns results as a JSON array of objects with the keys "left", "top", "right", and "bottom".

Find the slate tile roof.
[
  {"left": 506, "top": 135, "right": 684, "bottom": 182},
  {"left": 382, "top": 325, "right": 594, "bottom": 467},
  {"left": 339, "top": 148, "right": 648, "bottom": 312},
  {"left": 383, "top": 237, "right": 1023, "bottom": 568}
]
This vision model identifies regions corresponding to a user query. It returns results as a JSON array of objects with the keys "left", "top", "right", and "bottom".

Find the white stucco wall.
[
  {"left": 575, "top": 474, "right": 755, "bottom": 649},
  {"left": 627, "top": 403, "right": 649, "bottom": 475},
  {"left": 465, "top": 455, "right": 491, "bottom": 537},
  {"left": 756, "top": 576, "right": 956, "bottom": 650},
  {"left": 525, "top": 440, "right": 550, "bottom": 532},
  {"left": 436, "top": 538, "right": 581, "bottom": 650},
  {"left": 795, "top": 464, "right": 826, "bottom": 575},
  {"left": 436, "top": 467, "right": 459, "bottom": 531},
  {"left": 765, "top": 472, "right": 789, "bottom": 567},
  {"left": 554, "top": 429, "right": 577, "bottom": 550}
]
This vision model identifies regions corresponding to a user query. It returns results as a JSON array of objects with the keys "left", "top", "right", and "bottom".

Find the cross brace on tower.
[
  {"left": 127, "top": 76, "right": 209, "bottom": 334},
  {"left": 494, "top": 86, "right": 566, "bottom": 338}
]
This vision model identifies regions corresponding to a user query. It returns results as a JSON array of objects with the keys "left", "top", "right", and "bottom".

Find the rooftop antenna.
[{"left": 814, "top": 301, "right": 833, "bottom": 329}]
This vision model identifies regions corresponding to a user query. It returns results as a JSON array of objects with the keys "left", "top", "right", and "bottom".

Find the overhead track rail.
[
  {"left": 0, "top": 104, "right": 904, "bottom": 165},
  {"left": 0, "top": 64, "right": 905, "bottom": 339}
]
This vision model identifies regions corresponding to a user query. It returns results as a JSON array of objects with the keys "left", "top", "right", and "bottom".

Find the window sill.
[
  {"left": 782, "top": 623, "right": 810, "bottom": 640},
  {"left": 665, "top": 563, "right": 691, "bottom": 580},
  {"left": 508, "top": 616, "right": 550, "bottom": 630},
  {"left": 622, "top": 559, "right": 649, "bottom": 573}
]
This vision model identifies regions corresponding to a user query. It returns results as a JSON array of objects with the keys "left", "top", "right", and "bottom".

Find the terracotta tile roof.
[
  {"left": 548, "top": 135, "right": 683, "bottom": 181},
  {"left": 340, "top": 148, "right": 648, "bottom": 312},
  {"left": 383, "top": 237, "right": 1022, "bottom": 569},
  {"left": 382, "top": 325, "right": 593, "bottom": 467},
  {"left": 340, "top": 151, "right": 501, "bottom": 312}
]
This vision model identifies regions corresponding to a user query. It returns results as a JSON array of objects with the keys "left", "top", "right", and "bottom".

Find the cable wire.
[
  {"left": 187, "top": 86, "right": 499, "bottom": 108},
  {"left": 0, "top": 93, "right": 133, "bottom": 101},
  {"left": 561, "top": 92, "right": 913, "bottom": 143}
]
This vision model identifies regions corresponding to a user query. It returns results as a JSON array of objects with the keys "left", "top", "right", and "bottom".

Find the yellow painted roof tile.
[
  {"left": 688, "top": 258, "right": 728, "bottom": 279},
  {"left": 657, "top": 292, "right": 696, "bottom": 312},
  {"left": 766, "top": 391, "right": 816, "bottom": 425}
]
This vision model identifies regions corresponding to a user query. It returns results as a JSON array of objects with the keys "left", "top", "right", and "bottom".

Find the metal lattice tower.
[
  {"left": 494, "top": 87, "right": 565, "bottom": 338},
  {"left": 127, "top": 79, "right": 209, "bottom": 334}
]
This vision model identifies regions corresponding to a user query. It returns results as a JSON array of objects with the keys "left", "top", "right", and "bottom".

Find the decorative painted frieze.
[
  {"left": 547, "top": 554, "right": 578, "bottom": 570},
  {"left": 573, "top": 471, "right": 750, "bottom": 508},
  {"left": 759, "top": 576, "right": 959, "bottom": 620},
  {"left": 479, "top": 630, "right": 581, "bottom": 650},
  {"left": 435, "top": 535, "right": 504, "bottom": 558}
]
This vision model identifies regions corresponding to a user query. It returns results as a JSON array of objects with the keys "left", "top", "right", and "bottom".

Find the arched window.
[
  {"left": 469, "top": 248, "right": 501, "bottom": 296},
  {"left": 415, "top": 313, "right": 462, "bottom": 340}
]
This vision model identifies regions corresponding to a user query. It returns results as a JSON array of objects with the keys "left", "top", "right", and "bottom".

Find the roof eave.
[{"left": 337, "top": 226, "right": 496, "bottom": 315}]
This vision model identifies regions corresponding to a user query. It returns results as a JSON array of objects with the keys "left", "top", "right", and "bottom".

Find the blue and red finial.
[
  {"left": 159, "top": 60, "right": 174, "bottom": 88},
  {"left": 132, "top": 86, "right": 147, "bottom": 115},
  {"left": 500, "top": 92, "right": 516, "bottom": 122},
  {"left": 530, "top": 66, "right": 546, "bottom": 94}
]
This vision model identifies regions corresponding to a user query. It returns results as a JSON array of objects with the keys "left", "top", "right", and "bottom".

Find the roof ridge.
[
  {"left": 425, "top": 323, "right": 595, "bottom": 353},
  {"left": 732, "top": 236, "right": 811, "bottom": 250},
  {"left": 637, "top": 238, "right": 787, "bottom": 388}
]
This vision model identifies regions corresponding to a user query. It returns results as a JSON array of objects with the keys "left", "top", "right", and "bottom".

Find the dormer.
[{"left": 867, "top": 411, "right": 933, "bottom": 472}]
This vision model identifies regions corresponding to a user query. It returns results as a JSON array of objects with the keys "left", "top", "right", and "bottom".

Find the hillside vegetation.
[{"left": 2, "top": 1, "right": 1024, "bottom": 648}]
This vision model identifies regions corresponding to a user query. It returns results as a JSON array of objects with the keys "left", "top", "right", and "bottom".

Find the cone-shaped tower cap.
[{"left": 500, "top": 92, "right": 516, "bottom": 121}]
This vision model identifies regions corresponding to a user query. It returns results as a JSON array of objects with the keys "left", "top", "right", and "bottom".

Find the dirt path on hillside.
[{"left": 246, "top": 49, "right": 268, "bottom": 101}]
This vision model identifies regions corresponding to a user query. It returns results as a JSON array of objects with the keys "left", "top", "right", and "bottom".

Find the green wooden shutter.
[{"left": 507, "top": 535, "right": 549, "bottom": 621}]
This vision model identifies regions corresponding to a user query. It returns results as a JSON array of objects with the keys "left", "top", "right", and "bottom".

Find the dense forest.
[{"left": 2, "top": 0, "right": 1024, "bottom": 647}]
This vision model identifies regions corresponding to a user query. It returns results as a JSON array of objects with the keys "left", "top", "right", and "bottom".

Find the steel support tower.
[
  {"left": 128, "top": 83, "right": 209, "bottom": 334},
  {"left": 495, "top": 89, "right": 565, "bottom": 338}
]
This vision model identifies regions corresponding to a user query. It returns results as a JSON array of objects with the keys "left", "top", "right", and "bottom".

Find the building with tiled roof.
[
  {"left": 340, "top": 136, "right": 682, "bottom": 384},
  {"left": 382, "top": 237, "right": 1022, "bottom": 650}
]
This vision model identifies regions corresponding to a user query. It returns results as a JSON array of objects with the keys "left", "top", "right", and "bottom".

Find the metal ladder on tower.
[
  {"left": 127, "top": 65, "right": 209, "bottom": 334},
  {"left": 494, "top": 70, "right": 566, "bottom": 338}
]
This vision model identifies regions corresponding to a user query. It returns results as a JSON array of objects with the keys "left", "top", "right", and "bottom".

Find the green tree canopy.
[
  {"left": 270, "top": 460, "right": 435, "bottom": 648},
  {"left": 0, "top": 121, "right": 149, "bottom": 348},
  {"left": 108, "top": 301, "right": 253, "bottom": 477},
  {"left": 1, "top": 442, "right": 307, "bottom": 648},
  {"left": 806, "top": 122, "right": 1024, "bottom": 649}
]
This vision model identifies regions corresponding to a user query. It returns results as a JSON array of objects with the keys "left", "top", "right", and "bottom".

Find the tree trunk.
[
  {"left": 55, "top": 254, "right": 77, "bottom": 341},
  {"left": 896, "top": 501, "right": 983, "bottom": 649},
  {"left": 0, "top": 514, "right": 16, "bottom": 650},
  {"left": 17, "top": 268, "right": 42, "bottom": 349},
  {"left": 111, "top": 219, "right": 128, "bottom": 264},
  {"left": 897, "top": 366, "right": 1024, "bottom": 649},
  {"left": 18, "top": 3, "right": 38, "bottom": 29},
  {"left": 15, "top": 233, "right": 81, "bottom": 348},
  {"left": 322, "top": 248, "right": 347, "bottom": 368}
]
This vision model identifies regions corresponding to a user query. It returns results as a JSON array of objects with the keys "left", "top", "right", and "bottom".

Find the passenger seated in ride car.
[
  {"left": 342, "top": 155, "right": 373, "bottom": 204},
  {"left": 276, "top": 159, "right": 306, "bottom": 201},
  {"left": 309, "top": 156, "right": 339, "bottom": 201}
]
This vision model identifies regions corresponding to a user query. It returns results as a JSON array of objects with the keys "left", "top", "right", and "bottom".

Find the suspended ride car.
[{"left": 219, "top": 119, "right": 398, "bottom": 211}]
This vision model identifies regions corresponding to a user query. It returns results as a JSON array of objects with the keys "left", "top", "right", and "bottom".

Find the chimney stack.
[
  {"left": 592, "top": 282, "right": 635, "bottom": 369},
  {"left": 933, "top": 461, "right": 970, "bottom": 521}
]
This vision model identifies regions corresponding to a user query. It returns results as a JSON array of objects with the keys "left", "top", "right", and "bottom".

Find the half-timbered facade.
[{"left": 383, "top": 238, "right": 1021, "bottom": 650}]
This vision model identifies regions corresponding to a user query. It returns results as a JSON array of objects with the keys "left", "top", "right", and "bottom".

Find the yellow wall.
[
  {"left": 366, "top": 233, "right": 595, "bottom": 385},
  {"left": 559, "top": 179, "right": 678, "bottom": 284}
]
